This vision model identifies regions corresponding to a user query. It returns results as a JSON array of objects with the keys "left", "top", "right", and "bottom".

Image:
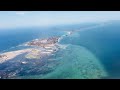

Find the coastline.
[{"left": 0, "top": 37, "right": 61, "bottom": 64}]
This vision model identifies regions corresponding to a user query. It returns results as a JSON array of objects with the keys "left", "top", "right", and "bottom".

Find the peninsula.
[{"left": 0, "top": 37, "right": 60, "bottom": 63}]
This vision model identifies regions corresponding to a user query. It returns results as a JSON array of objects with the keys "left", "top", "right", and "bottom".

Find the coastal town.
[
  {"left": 26, "top": 37, "right": 59, "bottom": 47},
  {"left": 25, "top": 37, "right": 60, "bottom": 59}
]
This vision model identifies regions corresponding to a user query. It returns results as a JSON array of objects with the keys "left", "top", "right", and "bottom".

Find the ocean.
[
  {"left": 0, "top": 27, "right": 64, "bottom": 53},
  {"left": 0, "top": 21, "right": 120, "bottom": 79}
]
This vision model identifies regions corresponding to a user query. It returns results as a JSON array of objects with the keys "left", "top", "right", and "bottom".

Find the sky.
[{"left": 0, "top": 11, "right": 120, "bottom": 29}]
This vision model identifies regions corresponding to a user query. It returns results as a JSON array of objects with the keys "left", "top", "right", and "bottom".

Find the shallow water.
[{"left": 15, "top": 44, "right": 107, "bottom": 79}]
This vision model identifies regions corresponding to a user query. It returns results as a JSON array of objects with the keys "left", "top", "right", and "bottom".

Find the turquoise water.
[
  {"left": 46, "top": 44, "right": 107, "bottom": 79},
  {"left": 59, "top": 21, "right": 120, "bottom": 78},
  {"left": 19, "top": 45, "right": 107, "bottom": 79},
  {"left": 1, "top": 21, "right": 120, "bottom": 79}
]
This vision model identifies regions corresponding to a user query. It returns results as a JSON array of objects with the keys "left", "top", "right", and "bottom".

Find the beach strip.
[{"left": 0, "top": 49, "right": 32, "bottom": 63}]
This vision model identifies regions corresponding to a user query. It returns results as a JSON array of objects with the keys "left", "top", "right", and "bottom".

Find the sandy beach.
[{"left": 0, "top": 49, "right": 31, "bottom": 63}]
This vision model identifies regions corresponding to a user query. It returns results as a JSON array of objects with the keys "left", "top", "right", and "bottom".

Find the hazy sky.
[{"left": 0, "top": 11, "right": 120, "bottom": 29}]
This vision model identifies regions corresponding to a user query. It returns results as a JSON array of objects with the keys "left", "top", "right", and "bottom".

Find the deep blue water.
[{"left": 0, "top": 27, "right": 64, "bottom": 53}]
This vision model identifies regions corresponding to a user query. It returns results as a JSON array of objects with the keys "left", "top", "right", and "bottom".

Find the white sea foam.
[
  {"left": 58, "top": 44, "right": 69, "bottom": 49},
  {"left": 58, "top": 34, "right": 67, "bottom": 43}
]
